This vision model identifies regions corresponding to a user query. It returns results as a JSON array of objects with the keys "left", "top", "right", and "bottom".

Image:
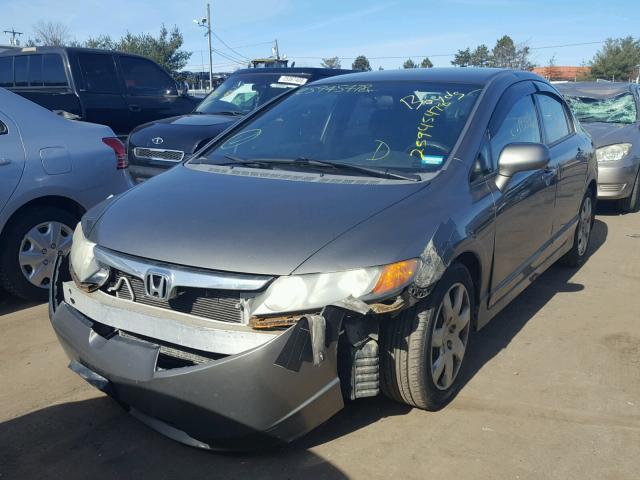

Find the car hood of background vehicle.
[
  {"left": 129, "top": 114, "right": 237, "bottom": 154},
  {"left": 581, "top": 122, "right": 639, "bottom": 148},
  {"left": 89, "top": 165, "right": 428, "bottom": 276}
]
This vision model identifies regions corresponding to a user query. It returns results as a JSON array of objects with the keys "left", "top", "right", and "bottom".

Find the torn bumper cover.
[{"left": 49, "top": 258, "right": 370, "bottom": 450}]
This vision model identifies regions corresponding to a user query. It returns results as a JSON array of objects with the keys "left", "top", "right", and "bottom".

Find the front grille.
[
  {"left": 134, "top": 147, "right": 184, "bottom": 162},
  {"left": 103, "top": 269, "right": 243, "bottom": 323}
]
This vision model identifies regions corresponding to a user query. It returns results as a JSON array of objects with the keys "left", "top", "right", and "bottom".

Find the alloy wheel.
[
  {"left": 19, "top": 221, "right": 73, "bottom": 289},
  {"left": 430, "top": 282, "right": 471, "bottom": 390},
  {"left": 577, "top": 196, "right": 592, "bottom": 257}
]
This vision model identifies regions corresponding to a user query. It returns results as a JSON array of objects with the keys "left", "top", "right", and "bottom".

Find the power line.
[{"left": 211, "top": 30, "right": 251, "bottom": 61}]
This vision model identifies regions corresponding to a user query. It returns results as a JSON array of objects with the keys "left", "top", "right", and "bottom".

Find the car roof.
[
  {"left": 555, "top": 81, "right": 635, "bottom": 98},
  {"left": 0, "top": 46, "right": 151, "bottom": 61},
  {"left": 231, "top": 67, "right": 353, "bottom": 76},
  {"left": 308, "top": 67, "right": 542, "bottom": 86}
]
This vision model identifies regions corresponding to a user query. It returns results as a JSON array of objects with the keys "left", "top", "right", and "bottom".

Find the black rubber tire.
[
  {"left": 558, "top": 190, "right": 595, "bottom": 268},
  {"left": 380, "top": 263, "right": 475, "bottom": 411},
  {"left": 0, "top": 206, "right": 79, "bottom": 301},
  {"left": 618, "top": 169, "right": 640, "bottom": 214}
]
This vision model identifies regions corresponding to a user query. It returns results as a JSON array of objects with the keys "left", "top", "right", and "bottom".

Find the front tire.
[
  {"left": 619, "top": 170, "right": 640, "bottom": 213},
  {"left": 380, "top": 263, "right": 474, "bottom": 410},
  {"left": 0, "top": 206, "right": 78, "bottom": 301},
  {"left": 559, "top": 191, "right": 594, "bottom": 268}
]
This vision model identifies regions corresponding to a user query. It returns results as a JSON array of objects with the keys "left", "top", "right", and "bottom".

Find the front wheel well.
[
  {"left": 1, "top": 196, "right": 85, "bottom": 242},
  {"left": 587, "top": 179, "right": 597, "bottom": 199},
  {"left": 450, "top": 252, "right": 481, "bottom": 328}
]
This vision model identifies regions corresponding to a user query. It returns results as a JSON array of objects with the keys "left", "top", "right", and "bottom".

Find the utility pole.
[
  {"left": 207, "top": 3, "right": 213, "bottom": 91},
  {"left": 274, "top": 39, "right": 280, "bottom": 60},
  {"left": 3, "top": 27, "right": 23, "bottom": 46},
  {"left": 194, "top": 4, "right": 213, "bottom": 91}
]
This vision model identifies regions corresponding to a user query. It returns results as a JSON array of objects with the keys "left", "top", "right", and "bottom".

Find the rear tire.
[
  {"left": 380, "top": 263, "right": 474, "bottom": 410},
  {"left": 619, "top": 170, "right": 640, "bottom": 213},
  {"left": 559, "top": 191, "right": 594, "bottom": 268},
  {"left": 0, "top": 206, "right": 78, "bottom": 301}
]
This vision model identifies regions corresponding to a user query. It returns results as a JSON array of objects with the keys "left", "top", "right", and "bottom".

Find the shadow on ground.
[
  {"left": 0, "top": 290, "right": 42, "bottom": 316},
  {"left": 0, "top": 221, "right": 608, "bottom": 478}
]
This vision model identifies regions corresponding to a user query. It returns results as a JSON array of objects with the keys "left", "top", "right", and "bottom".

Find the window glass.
[
  {"left": 0, "top": 57, "right": 12, "bottom": 87},
  {"left": 28, "top": 55, "right": 43, "bottom": 87},
  {"left": 196, "top": 81, "right": 482, "bottom": 174},
  {"left": 490, "top": 95, "right": 540, "bottom": 168},
  {"left": 119, "top": 56, "right": 176, "bottom": 96},
  {"left": 42, "top": 54, "right": 68, "bottom": 87},
  {"left": 537, "top": 94, "right": 570, "bottom": 143},
  {"left": 14, "top": 56, "right": 28, "bottom": 87},
  {"left": 197, "top": 73, "right": 308, "bottom": 114},
  {"left": 78, "top": 53, "right": 119, "bottom": 94},
  {"left": 564, "top": 93, "right": 636, "bottom": 124}
]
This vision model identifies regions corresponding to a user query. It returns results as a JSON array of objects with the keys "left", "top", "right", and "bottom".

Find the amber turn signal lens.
[{"left": 372, "top": 259, "right": 418, "bottom": 295}]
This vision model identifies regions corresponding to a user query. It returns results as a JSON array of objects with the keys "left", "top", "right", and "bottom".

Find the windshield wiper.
[
  {"left": 212, "top": 110, "right": 244, "bottom": 116},
  {"left": 290, "top": 157, "right": 421, "bottom": 182}
]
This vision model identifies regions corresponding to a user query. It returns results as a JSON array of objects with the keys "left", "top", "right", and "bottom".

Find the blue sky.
[{"left": 2, "top": 0, "right": 639, "bottom": 72}]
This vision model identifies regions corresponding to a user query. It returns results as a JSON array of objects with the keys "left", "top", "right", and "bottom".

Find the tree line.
[{"left": 21, "top": 22, "right": 640, "bottom": 82}]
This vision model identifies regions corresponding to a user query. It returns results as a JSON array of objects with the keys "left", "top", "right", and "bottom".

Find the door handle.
[
  {"left": 0, "top": 158, "right": 11, "bottom": 166},
  {"left": 128, "top": 104, "right": 142, "bottom": 112}
]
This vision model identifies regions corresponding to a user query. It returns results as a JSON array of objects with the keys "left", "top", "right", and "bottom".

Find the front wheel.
[
  {"left": 380, "top": 263, "right": 474, "bottom": 410},
  {"left": 619, "top": 170, "right": 640, "bottom": 213},
  {"left": 559, "top": 191, "right": 594, "bottom": 268}
]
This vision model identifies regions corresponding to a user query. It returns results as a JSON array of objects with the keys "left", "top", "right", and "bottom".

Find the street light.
[{"left": 194, "top": 3, "right": 213, "bottom": 92}]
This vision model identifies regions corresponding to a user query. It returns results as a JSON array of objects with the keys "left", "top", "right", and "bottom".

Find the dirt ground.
[{"left": 1, "top": 204, "right": 639, "bottom": 480}]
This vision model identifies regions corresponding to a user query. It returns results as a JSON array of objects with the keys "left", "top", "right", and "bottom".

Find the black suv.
[
  {"left": 0, "top": 47, "right": 200, "bottom": 136},
  {"left": 127, "top": 67, "right": 352, "bottom": 182}
]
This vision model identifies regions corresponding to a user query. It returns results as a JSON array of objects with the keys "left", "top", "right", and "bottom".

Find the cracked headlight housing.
[
  {"left": 596, "top": 143, "right": 631, "bottom": 163},
  {"left": 251, "top": 259, "right": 417, "bottom": 316},
  {"left": 69, "top": 223, "right": 110, "bottom": 291}
]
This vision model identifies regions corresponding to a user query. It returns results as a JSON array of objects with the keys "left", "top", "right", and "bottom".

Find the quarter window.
[
  {"left": 77, "top": 53, "right": 120, "bottom": 94},
  {"left": 537, "top": 94, "right": 570, "bottom": 144},
  {"left": 119, "top": 56, "right": 176, "bottom": 96},
  {"left": 489, "top": 95, "right": 541, "bottom": 168},
  {"left": 0, "top": 57, "right": 12, "bottom": 87}
]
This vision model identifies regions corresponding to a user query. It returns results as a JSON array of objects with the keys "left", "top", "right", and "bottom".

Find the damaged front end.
[{"left": 49, "top": 252, "right": 416, "bottom": 450}]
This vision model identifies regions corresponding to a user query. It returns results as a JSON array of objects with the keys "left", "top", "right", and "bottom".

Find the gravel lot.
[{"left": 1, "top": 204, "right": 639, "bottom": 480}]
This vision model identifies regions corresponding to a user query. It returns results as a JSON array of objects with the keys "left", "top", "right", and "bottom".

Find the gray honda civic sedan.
[{"left": 49, "top": 68, "right": 597, "bottom": 450}]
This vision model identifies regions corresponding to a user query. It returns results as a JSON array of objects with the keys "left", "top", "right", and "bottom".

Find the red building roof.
[{"left": 533, "top": 66, "right": 591, "bottom": 81}]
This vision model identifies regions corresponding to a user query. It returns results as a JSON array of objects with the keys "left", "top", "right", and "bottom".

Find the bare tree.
[{"left": 29, "top": 21, "right": 73, "bottom": 46}]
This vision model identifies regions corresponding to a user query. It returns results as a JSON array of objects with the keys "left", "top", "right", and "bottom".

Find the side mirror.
[{"left": 495, "top": 142, "right": 550, "bottom": 191}]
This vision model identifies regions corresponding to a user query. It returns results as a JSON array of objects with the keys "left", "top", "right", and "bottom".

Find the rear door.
[
  {"left": 534, "top": 85, "right": 586, "bottom": 235},
  {"left": 0, "top": 112, "right": 26, "bottom": 213},
  {"left": 117, "top": 55, "right": 196, "bottom": 131},
  {"left": 72, "top": 51, "right": 129, "bottom": 135}
]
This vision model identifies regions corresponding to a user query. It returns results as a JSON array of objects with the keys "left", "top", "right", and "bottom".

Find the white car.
[{"left": 0, "top": 88, "right": 133, "bottom": 300}]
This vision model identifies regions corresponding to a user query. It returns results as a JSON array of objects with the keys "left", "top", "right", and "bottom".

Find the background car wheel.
[
  {"left": 559, "top": 191, "right": 594, "bottom": 268},
  {"left": 618, "top": 170, "right": 640, "bottom": 213},
  {"left": 380, "top": 263, "right": 474, "bottom": 411},
  {"left": 0, "top": 206, "right": 78, "bottom": 301}
]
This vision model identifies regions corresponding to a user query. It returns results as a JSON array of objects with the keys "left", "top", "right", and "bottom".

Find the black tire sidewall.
[
  {"left": 0, "top": 206, "right": 79, "bottom": 301},
  {"left": 416, "top": 263, "right": 475, "bottom": 408}
]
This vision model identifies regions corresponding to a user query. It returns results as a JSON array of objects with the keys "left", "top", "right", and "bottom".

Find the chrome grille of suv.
[
  {"left": 102, "top": 269, "right": 243, "bottom": 323},
  {"left": 134, "top": 147, "right": 185, "bottom": 162}
]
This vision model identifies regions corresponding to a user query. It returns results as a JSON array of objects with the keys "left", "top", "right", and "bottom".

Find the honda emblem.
[{"left": 144, "top": 271, "right": 171, "bottom": 300}]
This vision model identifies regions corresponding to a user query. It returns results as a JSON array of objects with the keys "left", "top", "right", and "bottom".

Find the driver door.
[
  {"left": 487, "top": 82, "right": 558, "bottom": 309},
  {"left": 0, "top": 111, "right": 26, "bottom": 213}
]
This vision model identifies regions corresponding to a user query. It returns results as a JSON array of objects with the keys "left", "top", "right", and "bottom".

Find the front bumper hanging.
[{"left": 49, "top": 256, "right": 370, "bottom": 450}]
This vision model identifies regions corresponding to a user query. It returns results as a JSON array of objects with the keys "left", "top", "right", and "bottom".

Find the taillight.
[{"left": 102, "top": 137, "right": 128, "bottom": 169}]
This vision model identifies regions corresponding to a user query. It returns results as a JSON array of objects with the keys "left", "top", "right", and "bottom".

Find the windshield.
[
  {"left": 195, "top": 81, "right": 482, "bottom": 174},
  {"left": 564, "top": 93, "right": 637, "bottom": 124},
  {"left": 196, "top": 72, "right": 310, "bottom": 115}
]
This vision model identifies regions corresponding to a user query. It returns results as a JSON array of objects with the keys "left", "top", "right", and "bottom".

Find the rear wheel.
[
  {"left": 619, "top": 170, "right": 640, "bottom": 213},
  {"left": 0, "top": 206, "right": 77, "bottom": 301},
  {"left": 559, "top": 191, "right": 594, "bottom": 268},
  {"left": 380, "top": 263, "right": 474, "bottom": 410}
]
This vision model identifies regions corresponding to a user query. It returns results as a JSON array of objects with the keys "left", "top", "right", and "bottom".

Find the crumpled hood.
[
  {"left": 581, "top": 122, "right": 639, "bottom": 149},
  {"left": 89, "top": 165, "right": 428, "bottom": 276},
  {"left": 128, "top": 114, "right": 237, "bottom": 154}
]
